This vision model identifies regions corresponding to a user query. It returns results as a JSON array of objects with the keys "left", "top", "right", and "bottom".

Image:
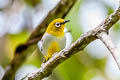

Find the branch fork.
[
  {"left": 2, "top": 0, "right": 120, "bottom": 80},
  {"left": 23, "top": 4, "right": 120, "bottom": 80}
]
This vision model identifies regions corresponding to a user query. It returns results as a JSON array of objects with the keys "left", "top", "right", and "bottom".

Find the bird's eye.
[{"left": 55, "top": 22, "right": 61, "bottom": 28}]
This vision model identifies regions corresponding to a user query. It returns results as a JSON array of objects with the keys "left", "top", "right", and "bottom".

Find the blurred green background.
[{"left": 0, "top": 0, "right": 120, "bottom": 80}]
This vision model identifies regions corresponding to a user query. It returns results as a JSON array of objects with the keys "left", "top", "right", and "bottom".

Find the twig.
[
  {"left": 97, "top": 32, "right": 120, "bottom": 69},
  {"left": 23, "top": 4, "right": 120, "bottom": 80},
  {"left": 2, "top": 0, "right": 77, "bottom": 80}
]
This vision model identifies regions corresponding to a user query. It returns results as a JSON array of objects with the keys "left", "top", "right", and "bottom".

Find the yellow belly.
[
  {"left": 38, "top": 33, "right": 66, "bottom": 61},
  {"left": 44, "top": 41, "right": 60, "bottom": 61}
]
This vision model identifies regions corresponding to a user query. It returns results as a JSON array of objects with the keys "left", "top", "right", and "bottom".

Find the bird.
[{"left": 38, "top": 18, "right": 72, "bottom": 62}]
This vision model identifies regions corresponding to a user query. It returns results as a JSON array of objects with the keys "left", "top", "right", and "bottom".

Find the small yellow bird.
[{"left": 38, "top": 18, "right": 71, "bottom": 62}]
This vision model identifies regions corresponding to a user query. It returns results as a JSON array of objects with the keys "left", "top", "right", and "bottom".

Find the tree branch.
[
  {"left": 2, "top": 0, "right": 77, "bottom": 80},
  {"left": 25, "top": 31, "right": 96, "bottom": 80},
  {"left": 97, "top": 32, "right": 120, "bottom": 69},
  {"left": 23, "top": 3, "right": 120, "bottom": 80}
]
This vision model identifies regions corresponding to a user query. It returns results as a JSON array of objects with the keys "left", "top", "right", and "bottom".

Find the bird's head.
[{"left": 46, "top": 18, "right": 70, "bottom": 37}]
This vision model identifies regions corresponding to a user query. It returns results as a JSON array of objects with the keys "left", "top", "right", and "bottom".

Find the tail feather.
[{"left": 44, "top": 56, "right": 49, "bottom": 62}]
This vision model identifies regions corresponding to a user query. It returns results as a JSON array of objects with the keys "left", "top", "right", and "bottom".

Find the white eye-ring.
[{"left": 55, "top": 22, "right": 61, "bottom": 28}]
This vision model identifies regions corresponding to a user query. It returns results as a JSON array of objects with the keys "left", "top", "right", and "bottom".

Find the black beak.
[{"left": 61, "top": 20, "right": 70, "bottom": 24}]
